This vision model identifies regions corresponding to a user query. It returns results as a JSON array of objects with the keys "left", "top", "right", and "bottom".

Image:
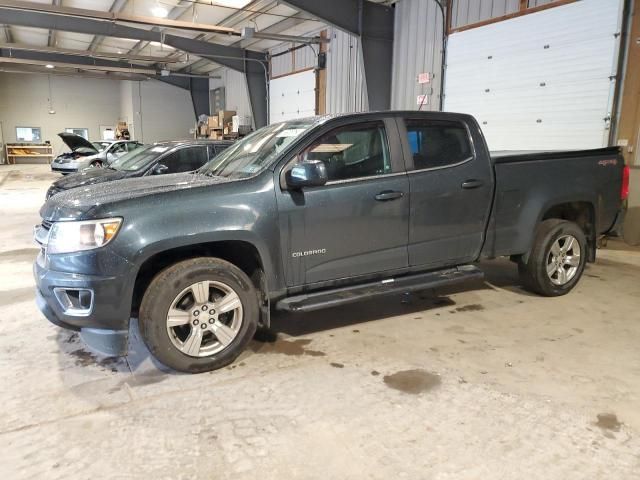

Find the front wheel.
[
  {"left": 89, "top": 160, "right": 103, "bottom": 168},
  {"left": 139, "top": 257, "right": 259, "bottom": 373},
  {"left": 518, "top": 219, "right": 587, "bottom": 296}
]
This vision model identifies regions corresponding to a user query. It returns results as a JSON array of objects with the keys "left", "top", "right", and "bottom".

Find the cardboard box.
[
  {"left": 207, "top": 116, "right": 219, "bottom": 128},
  {"left": 218, "top": 110, "right": 236, "bottom": 126},
  {"left": 199, "top": 125, "right": 208, "bottom": 136},
  {"left": 232, "top": 115, "right": 252, "bottom": 133}
]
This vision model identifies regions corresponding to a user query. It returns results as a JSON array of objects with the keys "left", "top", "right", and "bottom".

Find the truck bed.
[{"left": 482, "top": 147, "right": 624, "bottom": 259}]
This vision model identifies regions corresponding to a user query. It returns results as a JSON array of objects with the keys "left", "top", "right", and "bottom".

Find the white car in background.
[{"left": 51, "top": 133, "right": 143, "bottom": 174}]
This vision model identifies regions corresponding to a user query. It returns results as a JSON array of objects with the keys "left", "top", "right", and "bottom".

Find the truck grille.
[{"left": 34, "top": 220, "right": 52, "bottom": 265}]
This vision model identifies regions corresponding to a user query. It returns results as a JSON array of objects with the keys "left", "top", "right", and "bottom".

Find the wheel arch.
[
  {"left": 519, "top": 200, "right": 596, "bottom": 264},
  {"left": 131, "top": 239, "right": 270, "bottom": 327},
  {"left": 540, "top": 201, "right": 596, "bottom": 262}
]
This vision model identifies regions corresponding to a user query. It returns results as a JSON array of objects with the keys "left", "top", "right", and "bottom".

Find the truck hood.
[
  {"left": 58, "top": 133, "right": 99, "bottom": 153},
  {"left": 41, "top": 172, "right": 232, "bottom": 221},
  {"left": 51, "top": 168, "right": 129, "bottom": 190}
]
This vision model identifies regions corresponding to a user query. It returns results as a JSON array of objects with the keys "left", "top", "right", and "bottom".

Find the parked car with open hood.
[
  {"left": 46, "top": 139, "right": 233, "bottom": 199},
  {"left": 50, "top": 133, "right": 143, "bottom": 174}
]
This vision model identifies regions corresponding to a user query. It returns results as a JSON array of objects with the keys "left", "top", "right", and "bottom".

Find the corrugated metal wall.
[
  {"left": 269, "top": 42, "right": 317, "bottom": 78},
  {"left": 268, "top": 27, "right": 368, "bottom": 114},
  {"left": 326, "top": 27, "right": 369, "bottom": 113},
  {"left": 451, "top": 0, "right": 565, "bottom": 29},
  {"left": 390, "top": 0, "right": 444, "bottom": 111},
  {"left": 451, "top": 0, "right": 520, "bottom": 29}
]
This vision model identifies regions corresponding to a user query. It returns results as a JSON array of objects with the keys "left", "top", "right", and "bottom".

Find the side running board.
[{"left": 275, "top": 265, "right": 484, "bottom": 313}]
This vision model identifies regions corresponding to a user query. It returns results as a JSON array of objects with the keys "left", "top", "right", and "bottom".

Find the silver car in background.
[{"left": 51, "top": 133, "right": 143, "bottom": 174}]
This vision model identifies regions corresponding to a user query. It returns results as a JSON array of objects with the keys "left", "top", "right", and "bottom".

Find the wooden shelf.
[{"left": 5, "top": 143, "right": 54, "bottom": 165}]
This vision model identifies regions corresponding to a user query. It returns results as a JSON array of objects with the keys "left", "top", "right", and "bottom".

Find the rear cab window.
[{"left": 403, "top": 119, "right": 473, "bottom": 170}]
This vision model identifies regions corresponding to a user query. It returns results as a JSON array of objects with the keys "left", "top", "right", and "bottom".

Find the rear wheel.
[
  {"left": 139, "top": 257, "right": 259, "bottom": 373},
  {"left": 518, "top": 219, "right": 587, "bottom": 296}
]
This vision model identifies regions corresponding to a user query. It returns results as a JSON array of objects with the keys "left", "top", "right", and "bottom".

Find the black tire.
[
  {"left": 139, "top": 257, "right": 259, "bottom": 373},
  {"left": 89, "top": 160, "right": 103, "bottom": 168},
  {"left": 518, "top": 219, "right": 587, "bottom": 297}
]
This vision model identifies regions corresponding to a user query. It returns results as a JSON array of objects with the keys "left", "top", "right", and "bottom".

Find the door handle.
[
  {"left": 375, "top": 190, "right": 404, "bottom": 201},
  {"left": 461, "top": 179, "right": 484, "bottom": 189}
]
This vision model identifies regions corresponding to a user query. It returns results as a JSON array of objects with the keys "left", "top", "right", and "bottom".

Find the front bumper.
[
  {"left": 51, "top": 162, "right": 79, "bottom": 174},
  {"left": 33, "top": 252, "right": 135, "bottom": 332}
]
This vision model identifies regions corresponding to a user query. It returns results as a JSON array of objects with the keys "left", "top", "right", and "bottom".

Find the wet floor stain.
[
  {"left": 330, "top": 362, "right": 344, "bottom": 368},
  {"left": 0, "top": 287, "right": 35, "bottom": 305},
  {"left": 249, "top": 335, "right": 326, "bottom": 357},
  {"left": 595, "top": 413, "right": 622, "bottom": 432},
  {"left": 383, "top": 369, "right": 441, "bottom": 394},
  {"left": 455, "top": 304, "right": 485, "bottom": 313},
  {"left": 0, "top": 248, "right": 39, "bottom": 262},
  {"left": 68, "top": 348, "right": 122, "bottom": 372},
  {"left": 371, "top": 370, "right": 380, "bottom": 376}
]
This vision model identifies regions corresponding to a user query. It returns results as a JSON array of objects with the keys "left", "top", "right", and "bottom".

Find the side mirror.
[
  {"left": 285, "top": 160, "right": 328, "bottom": 189},
  {"left": 152, "top": 163, "right": 169, "bottom": 175}
]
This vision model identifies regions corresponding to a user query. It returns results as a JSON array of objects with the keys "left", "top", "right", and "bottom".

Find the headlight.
[{"left": 47, "top": 218, "right": 122, "bottom": 254}]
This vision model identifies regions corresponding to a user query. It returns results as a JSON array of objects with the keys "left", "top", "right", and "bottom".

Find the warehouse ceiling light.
[
  {"left": 45, "top": 63, "right": 54, "bottom": 68},
  {"left": 151, "top": 4, "right": 168, "bottom": 18}
]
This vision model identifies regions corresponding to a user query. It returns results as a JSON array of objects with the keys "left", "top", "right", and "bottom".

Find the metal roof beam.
[
  {"left": 1, "top": 42, "right": 183, "bottom": 63},
  {"left": 0, "top": 1, "right": 265, "bottom": 72},
  {"left": 1, "top": 23, "right": 12, "bottom": 42},
  {"left": 88, "top": 0, "right": 129, "bottom": 52},
  {"left": 0, "top": 46, "right": 154, "bottom": 71},
  {"left": 47, "top": 0, "right": 61, "bottom": 47}
]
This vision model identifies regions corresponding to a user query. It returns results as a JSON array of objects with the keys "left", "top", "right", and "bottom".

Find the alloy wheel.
[
  {"left": 165, "top": 280, "right": 243, "bottom": 357},
  {"left": 546, "top": 234, "right": 581, "bottom": 286}
]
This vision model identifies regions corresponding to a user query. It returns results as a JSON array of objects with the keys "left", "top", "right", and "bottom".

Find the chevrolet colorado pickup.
[{"left": 34, "top": 112, "right": 629, "bottom": 373}]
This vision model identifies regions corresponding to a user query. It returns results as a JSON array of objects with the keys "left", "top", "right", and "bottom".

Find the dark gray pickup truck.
[{"left": 34, "top": 111, "right": 628, "bottom": 373}]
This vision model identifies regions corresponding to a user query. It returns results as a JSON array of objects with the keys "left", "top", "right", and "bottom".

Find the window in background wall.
[
  {"left": 65, "top": 128, "right": 89, "bottom": 139},
  {"left": 100, "top": 126, "right": 115, "bottom": 140},
  {"left": 16, "top": 127, "right": 42, "bottom": 142}
]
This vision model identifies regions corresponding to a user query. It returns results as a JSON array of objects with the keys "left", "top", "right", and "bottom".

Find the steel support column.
[{"left": 281, "top": 0, "right": 394, "bottom": 111}]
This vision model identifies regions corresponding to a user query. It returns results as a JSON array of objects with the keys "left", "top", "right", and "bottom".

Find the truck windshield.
[
  {"left": 110, "top": 145, "right": 167, "bottom": 172},
  {"left": 199, "top": 120, "right": 315, "bottom": 179}
]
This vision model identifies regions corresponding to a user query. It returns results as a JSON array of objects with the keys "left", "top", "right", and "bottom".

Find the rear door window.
[{"left": 404, "top": 119, "right": 472, "bottom": 170}]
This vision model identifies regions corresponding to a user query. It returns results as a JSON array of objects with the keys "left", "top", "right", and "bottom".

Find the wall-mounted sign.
[
  {"left": 417, "top": 94, "right": 428, "bottom": 106},
  {"left": 418, "top": 72, "right": 430, "bottom": 84}
]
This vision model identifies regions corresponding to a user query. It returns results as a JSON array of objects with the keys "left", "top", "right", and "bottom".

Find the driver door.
[{"left": 276, "top": 119, "right": 410, "bottom": 287}]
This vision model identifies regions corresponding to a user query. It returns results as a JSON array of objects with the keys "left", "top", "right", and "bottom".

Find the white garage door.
[
  {"left": 269, "top": 69, "right": 316, "bottom": 124},
  {"left": 444, "top": 0, "right": 623, "bottom": 151}
]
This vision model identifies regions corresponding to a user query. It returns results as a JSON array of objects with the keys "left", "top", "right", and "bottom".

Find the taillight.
[{"left": 621, "top": 165, "right": 629, "bottom": 201}]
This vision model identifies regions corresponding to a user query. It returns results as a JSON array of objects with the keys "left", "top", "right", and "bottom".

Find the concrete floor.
[{"left": 1, "top": 164, "right": 640, "bottom": 479}]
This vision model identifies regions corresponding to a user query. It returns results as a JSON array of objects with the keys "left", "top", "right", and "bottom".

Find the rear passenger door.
[{"left": 399, "top": 117, "right": 494, "bottom": 268}]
